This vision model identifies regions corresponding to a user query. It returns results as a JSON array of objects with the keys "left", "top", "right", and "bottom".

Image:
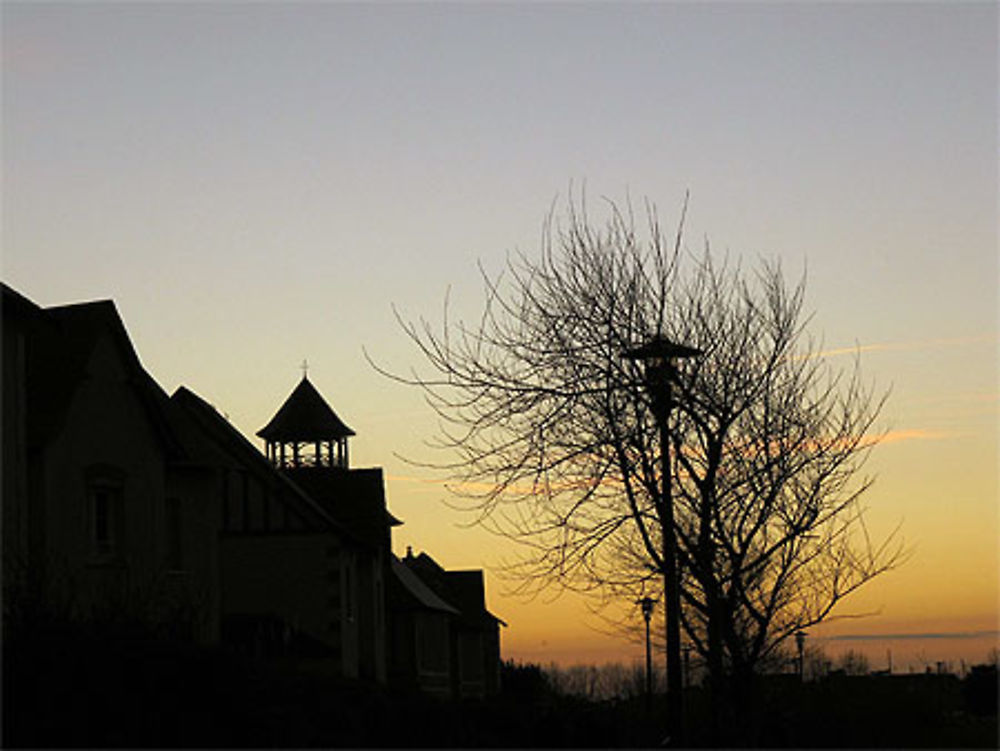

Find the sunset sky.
[{"left": 3, "top": 2, "right": 996, "bottom": 670}]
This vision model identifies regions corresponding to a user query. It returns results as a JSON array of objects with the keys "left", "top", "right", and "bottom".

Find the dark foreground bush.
[
  {"left": 6, "top": 626, "right": 996, "bottom": 748},
  {"left": 4, "top": 624, "right": 661, "bottom": 748},
  {"left": 5, "top": 621, "right": 269, "bottom": 747},
  {"left": 727, "top": 672, "right": 998, "bottom": 749},
  {"left": 964, "top": 663, "right": 998, "bottom": 717}
]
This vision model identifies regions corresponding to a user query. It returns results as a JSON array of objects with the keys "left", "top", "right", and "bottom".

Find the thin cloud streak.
[
  {"left": 875, "top": 428, "right": 959, "bottom": 446},
  {"left": 813, "top": 333, "right": 996, "bottom": 360}
]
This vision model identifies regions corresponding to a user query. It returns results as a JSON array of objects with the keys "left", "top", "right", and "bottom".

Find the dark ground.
[{"left": 4, "top": 623, "right": 997, "bottom": 748}]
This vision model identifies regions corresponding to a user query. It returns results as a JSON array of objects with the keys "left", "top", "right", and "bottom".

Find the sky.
[{"left": 3, "top": 1, "right": 997, "bottom": 670}]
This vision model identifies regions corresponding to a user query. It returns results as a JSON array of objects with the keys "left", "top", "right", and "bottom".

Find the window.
[
  {"left": 93, "top": 488, "right": 114, "bottom": 552},
  {"left": 416, "top": 613, "right": 449, "bottom": 672},
  {"left": 85, "top": 465, "right": 125, "bottom": 562}
]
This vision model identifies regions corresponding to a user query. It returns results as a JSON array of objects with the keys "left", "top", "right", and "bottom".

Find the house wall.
[
  {"left": 484, "top": 621, "right": 502, "bottom": 695},
  {"left": 451, "top": 624, "right": 501, "bottom": 698},
  {"left": 164, "top": 466, "right": 222, "bottom": 643},
  {"left": 457, "top": 629, "right": 486, "bottom": 698},
  {"left": 340, "top": 545, "right": 360, "bottom": 677},
  {"left": 387, "top": 607, "right": 454, "bottom": 697},
  {"left": 388, "top": 608, "right": 416, "bottom": 688},
  {"left": 414, "top": 610, "right": 452, "bottom": 698},
  {"left": 2, "top": 314, "right": 29, "bottom": 587},
  {"left": 36, "top": 332, "right": 215, "bottom": 632},
  {"left": 219, "top": 465, "right": 309, "bottom": 535},
  {"left": 356, "top": 548, "right": 387, "bottom": 682},
  {"left": 219, "top": 531, "right": 359, "bottom": 677}
]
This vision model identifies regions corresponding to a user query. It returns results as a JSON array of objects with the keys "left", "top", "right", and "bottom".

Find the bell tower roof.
[{"left": 256, "top": 375, "right": 355, "bottom": 442}]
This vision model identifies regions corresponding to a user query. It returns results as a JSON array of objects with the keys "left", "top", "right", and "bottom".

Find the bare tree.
[{"left": 380, "top": 194, "right": 903, "bottom": 710}]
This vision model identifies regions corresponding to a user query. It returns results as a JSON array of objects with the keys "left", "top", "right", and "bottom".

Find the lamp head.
[
  {"left": 623, "top": 334, "right": 702, "bottom": 364},
  {"left": 637, "top": 596, "right": 657, "bottom": 621}
]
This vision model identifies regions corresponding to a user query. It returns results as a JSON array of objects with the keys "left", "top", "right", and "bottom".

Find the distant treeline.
[
  {"left": 514, "top": 657, "right": 998, "bottom": 748},
  {"left": 538, "top": 646, "right": 1000, "bottom": 702}
]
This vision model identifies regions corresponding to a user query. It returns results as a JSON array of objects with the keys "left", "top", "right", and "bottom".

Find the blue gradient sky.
[{"left": 3, "top": 2, "right": 996, "bottom": 666}]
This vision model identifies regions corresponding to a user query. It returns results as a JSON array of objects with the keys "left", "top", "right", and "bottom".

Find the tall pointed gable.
[
  {"left": 9, "top": 289, "right": 186, "bottom": 460},
  {"left": 257, "top": 375, "right": 354, "bottom": 469}
]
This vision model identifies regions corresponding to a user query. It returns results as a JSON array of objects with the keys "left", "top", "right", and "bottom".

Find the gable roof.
[
  {"left": 404, "top": 551, "right": 506, "bottom": 627},
  {"left": 390, "top": 556, "right": 460, "bottom": 615},
  {"left": 1, "top": 282, "right": 43, "bottom": 320},
  {"left": 1, "top": 285, "right": 185, "bottom": 459},
  {"left": 256, "top": 376, "right": 354, "bottom": 442}
]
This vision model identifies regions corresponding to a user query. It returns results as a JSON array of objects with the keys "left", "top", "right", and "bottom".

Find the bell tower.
[{"left": 256, "top": 373, "right": 355, "bottom": 469}]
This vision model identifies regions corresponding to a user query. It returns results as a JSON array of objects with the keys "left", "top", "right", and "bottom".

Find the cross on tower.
[{"left": 300, "top": 359, "right": 309, "bottom": 379}]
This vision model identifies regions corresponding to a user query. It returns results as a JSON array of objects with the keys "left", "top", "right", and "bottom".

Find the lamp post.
[
  {"left": 795, "top": 630, "right": 807, "bottom": 682},
  {"left": 638, "top": 596, "right": 657, "bottom": 715},
  {"left": 624, "top": 334, "right": 701, "bottom": 746},
  {"left": 682, "top": 643, "right": 692, "bottom": 690}
]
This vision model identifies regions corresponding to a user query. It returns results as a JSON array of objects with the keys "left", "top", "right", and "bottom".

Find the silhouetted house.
[
  {"left": 401, "top": 549, "right": 506, "bottom": 698},
  {"left": 3, "top": 282, "right": 503, "bottom": 694},
  {"left": 256, "top": 375, "right": 398, "bottom": 682},
  {"left": 1, "top": 284, "right": 219, "bottom": 642},
  {"left": 387, "top": 553, "right": 461, "bottom": 697}
]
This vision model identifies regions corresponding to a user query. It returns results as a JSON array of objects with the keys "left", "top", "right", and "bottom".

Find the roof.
[
  {"left": 403, "top": 551, "right": 506, "bottom": 627},
  {"left": 49, "top": 300, "right": 186, "bottom": 460},
  {"left": 390, "top": 556, "right": 460, "bottom": 614},
  {"left": 256, "top": 376, "right": 355, "bottom": 441},
  {"left": 1, "top": 285, "right": 185, "bottom": 459},
  {"left": 1, "top": 282, "right": 42, "bottom": 320},
  {"left": 283, "top": 466, "right": 400, "bottom": 550}
]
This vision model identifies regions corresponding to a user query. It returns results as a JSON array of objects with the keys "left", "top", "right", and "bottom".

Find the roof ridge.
[{"left": 44, "top": 298, "right": 116, "bottom": 311}]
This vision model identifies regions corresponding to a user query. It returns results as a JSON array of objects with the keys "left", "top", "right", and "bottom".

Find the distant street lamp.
[
  {"left": 624, "top": 334, "right": 701, "bottom": 746},
  {"left": 795, "top": 630, "right": 807, "bottom": 681},
  {"left": 638, "top": 596, "right": 657, "bottom": 714},
  {"left": 682, "top": 643, "right": 692, "bottom": 690}
]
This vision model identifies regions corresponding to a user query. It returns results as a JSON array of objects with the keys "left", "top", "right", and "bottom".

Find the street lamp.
[
  {"left": 638, "top": 596, "right": 657, "bottom": 714},
  {"left": 624, "top": 334, "right": 701, "bottom": 746},
  {"left": 682, "top": 643, "right": 692, "bottom": 691},
  {"left": 795, "top": 630, "right": 807, "bottom": 681}
]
